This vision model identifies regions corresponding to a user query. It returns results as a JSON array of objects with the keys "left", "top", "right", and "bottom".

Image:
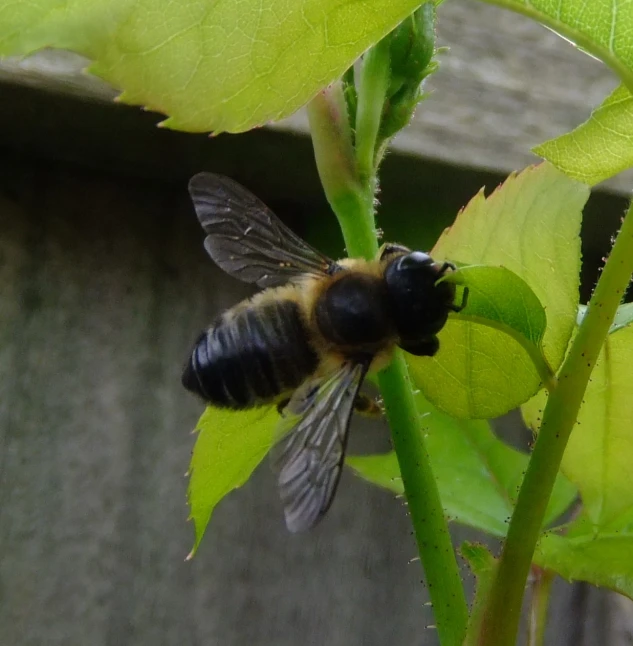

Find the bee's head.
[{"left": 384, "top": 251, "right": 457, "bottom": 351}]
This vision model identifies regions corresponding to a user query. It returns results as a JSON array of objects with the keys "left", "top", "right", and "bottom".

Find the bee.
[{"left": 182, "top": 173, "right": 466, "bottom": 533}]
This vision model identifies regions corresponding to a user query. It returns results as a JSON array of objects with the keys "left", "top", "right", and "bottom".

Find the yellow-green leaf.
[
  {"left": 536, "top": 529, "right": 633, "bottom": 600},
  {"left": 0, "top": 0, "right": 430, "bottom": 133},
  {"left": 534, "top": 85, "right": 633, "bottom": 186},
  {"left": 409, "top": 321, "right": 542, "bottom": 418},
  {"left": 409, "top": 163, "right": 588, "bottom": 418},
  {"left": 461, "top": 543, "right": 497, "bottom": 646},
  {"left": 187, "top": 405, "right": 278, "bottom": 553},
  {"left": 348, "top": 393, "right": 576, "bottom": 536}
]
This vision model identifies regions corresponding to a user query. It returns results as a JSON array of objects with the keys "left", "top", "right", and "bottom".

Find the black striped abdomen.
[{"left": 182, "top": 300, "right": 318, "bottom": 408}]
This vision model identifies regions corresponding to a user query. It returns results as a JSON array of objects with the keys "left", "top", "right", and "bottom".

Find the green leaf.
[
  {"left": 410, "top": 265, "right": 552, "bottom": 418},
  {"left": 523, "top": 324, "right": 633, "bottom": 528},
  {"left": 461, "top": 543, "right": 497, "bottom": 646},
  {"left": 461, "top": 542, "right": 496, "bottom": 579},
  {"left": 388, "top": 2, "right": 435, "bottom": 92},
  {"left": 378, "top": 2, "right": 437, "bottom": 143},
  {"left": 443, "top": 266, "right": 547, "bottom": 350},
  {"left": 0, "top": 0, "right": 430, "bottom": 133},
  {"left": 534, "top": 85, "right": 633, "bottom": 186},
  {"left": 478, "top": 0, "right": 633, "bottom": 89},
  {"left": 441, "top": 265, "right": 554, "bottom": 395},
  {"left": 434, "top": 163, "right": 587, "bottom": 370},
  {"left": 409, "top": 163, "right": 588, "bottom": 418},
  {"left": 536, "top": 525, "right": 633, "bottom": 600},
  {"left": 187, "top": 405, "right": 277, "bottom": 554},
  {"left": 347, "top": 394, "right": 577, "bottom": 537},
  {"left": 409, "top": 322, "right": 541, "bottom": 419}
]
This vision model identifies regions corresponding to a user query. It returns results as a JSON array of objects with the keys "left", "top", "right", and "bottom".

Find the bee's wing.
[
  {"left": 189, "top": 173, "right": 339, "bottom": 288},
  {"left": 271, "top": 360, "right": 370, "bottom": 533}
]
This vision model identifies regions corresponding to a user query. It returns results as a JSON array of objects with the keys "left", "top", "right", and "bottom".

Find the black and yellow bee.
[{"left": 182, "top": 173, "right": 465, "bottom": 532}]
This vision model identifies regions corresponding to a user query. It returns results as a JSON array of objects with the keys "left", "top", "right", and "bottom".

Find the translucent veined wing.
[
  {"left": 270, "top": 360, "right": 370, "bottom": 533},
  {"left": 188, "top": 173, "right": 339, "bottom": 288}
]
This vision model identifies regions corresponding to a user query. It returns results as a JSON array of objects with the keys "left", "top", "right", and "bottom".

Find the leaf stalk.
[
  {"left": 307, "top": 51, "right": 469, "bottom": 643},
  {"left": 478, "top": 199, "right": 633, "bottom": 645},
  {"left": 307, "top": 82, "right": 377, "bottom": 260},
  {"left": 355, "top": 39, "right": 391, "bottom": 190},
  {"left": 527, "top": 566, "right": 555, "bottom": 646},
  {"left": 377, "top": 354, "right": 470, "bottom": 645}
]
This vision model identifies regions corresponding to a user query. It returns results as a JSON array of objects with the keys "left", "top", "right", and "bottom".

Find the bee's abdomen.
[{"left": 182, "top": 300, "right": 318, "bottom": 408}]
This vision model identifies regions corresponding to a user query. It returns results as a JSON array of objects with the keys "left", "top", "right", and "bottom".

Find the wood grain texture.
[
  {"left": 0, "top": 159, "right": 631, "bottom": 646},
  {"left": 0, "top": 4, "right": 631, "bottom": 640},
  {"left": 1, "top": 1, "right": 631, "bottom": 194},
  {"left": 281, "top": 0, "right": 633, "bottom": 194},
  {"left": 0, "top": 161, "right": 440, "bottom": 646}
]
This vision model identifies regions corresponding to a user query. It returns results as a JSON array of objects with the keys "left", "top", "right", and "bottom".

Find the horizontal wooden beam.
[{"left": 0, "top": 0, "right": 631, "bottom": 194}]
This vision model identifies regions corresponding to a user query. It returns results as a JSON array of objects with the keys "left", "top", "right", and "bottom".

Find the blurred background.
[{"left": 1, "top": 1, "right": 632, "bottom": 645}]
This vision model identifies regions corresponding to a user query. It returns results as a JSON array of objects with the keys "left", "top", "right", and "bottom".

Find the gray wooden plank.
[
  {"left": 0, "top": 159, "right": 630, "bottom": 646},
  {"left": 278, "top": 0, "right": 633, "bottom": 194},
  {"left": 1, "top": 0, "right": 632, "bottom": 194},
  {"left": 0, "top": 161, "right": 441, "bottom": 646}
]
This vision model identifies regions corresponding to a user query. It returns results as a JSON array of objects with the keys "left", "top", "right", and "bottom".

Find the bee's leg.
[
  {"left": 379, "top": 243, "right": 410, "bottom": 261},
  {"left": 399, "top": 336, "right": 440, "bottom": 357},
  {"left": 438, "top": 261, "right": 457, "bottom": 273},
  {"left": 450, "top": 286, "right": 469, "bottom": 312},
  {"left": 353, "top": 393, "right": 384, "bottom": 418},
  {"left": 276, "top": 397, "right": 291, "bottom": 415}
]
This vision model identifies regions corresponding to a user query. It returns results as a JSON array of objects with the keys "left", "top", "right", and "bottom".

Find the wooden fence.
[{"left": 1, "top": 159, "right": 631, "bottom": 645}]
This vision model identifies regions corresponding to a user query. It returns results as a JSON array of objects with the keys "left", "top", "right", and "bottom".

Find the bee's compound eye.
[
  {"left": 385, "top": 252, "right": 454, "bottom": 341},
  {"left": 396, "top": 251, "right": 433, "bottom": 270}
]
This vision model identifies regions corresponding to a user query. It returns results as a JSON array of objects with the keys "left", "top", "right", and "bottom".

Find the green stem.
[
  {"left": 355, "top": 38, "right": 391, "bottom": 189},
  {"left": 478, "top": 199, "right": 633, "bottom": 646},
  {"left": 377, "top": 354, "right": 469, "bottom": 645},
  {"left": 341, "top": 65, "right": 357, "bottom": 137},
  {"left": 527, "top": 567, "right": 555, "bottom": 646},
  {"left": 307, "top": 83, "right": 377, "bottom": 260},
  {"left": 307, "top": 67, "right": 469, "bottom": 644}
]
